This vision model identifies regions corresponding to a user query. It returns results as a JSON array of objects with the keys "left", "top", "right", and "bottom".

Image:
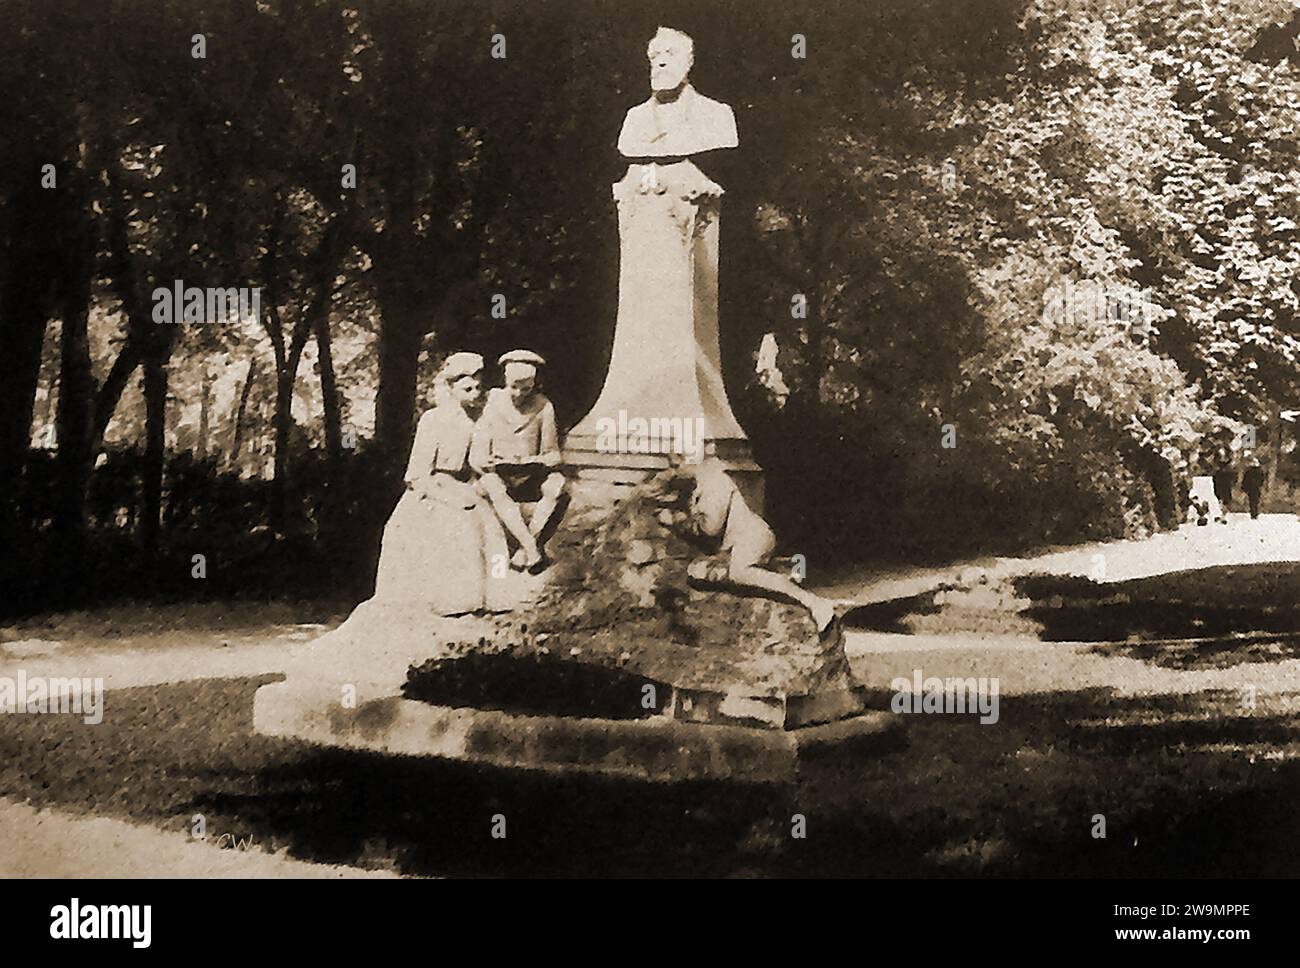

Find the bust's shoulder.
[
  {"left": 623, "top": 96, "right": 657, "bottom": 121},
  {"left": 692, "top": 92, "right": 738, "bottom": 145},
  {"left": 617, "top": 98, "right": 657, "bottom": 149},
  {"left": 693, "top": 91, "right": 734, "bottom": 118}
]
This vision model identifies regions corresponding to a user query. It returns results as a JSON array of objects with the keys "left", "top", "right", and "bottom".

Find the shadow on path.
[{"left": 1, "top": 677, "right": 1298, "bottom": 876}]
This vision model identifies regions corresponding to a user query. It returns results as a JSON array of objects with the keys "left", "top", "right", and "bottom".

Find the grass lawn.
[{"left": 2, "top": 674, "right": 1298, "bottom": 876}]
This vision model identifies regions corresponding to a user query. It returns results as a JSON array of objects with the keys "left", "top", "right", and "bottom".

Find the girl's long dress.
[{"left": 373, "top": 405, "right": 508, "bottom": 615}]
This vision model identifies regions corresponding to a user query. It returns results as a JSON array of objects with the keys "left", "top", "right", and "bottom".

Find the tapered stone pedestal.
[{"left": 564, "top": 161, "right": 762, "bottom": 507}]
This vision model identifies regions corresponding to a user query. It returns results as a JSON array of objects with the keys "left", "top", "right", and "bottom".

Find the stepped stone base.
[
  {"left": 252, "top": 477, "right": 905, "bottom": 781},
  {"left": 253, "top": 680, "right": 900, "bottom": 783}
]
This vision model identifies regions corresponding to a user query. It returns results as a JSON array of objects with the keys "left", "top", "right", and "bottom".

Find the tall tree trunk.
[
  {"left": 93, "top": 201, "right": 150, "bottom": 456},
  {"left": 271, "top": 371, "right": 289, "bottom": 534},
  {"left": 270, "top": 349, "right": 305, "bottom": 536},
  {"left": 140, "top": 350, "right": 168, "bottom": 568},
  {"left": 198, "top": 366, "right": 210, "bottom": 460},
  {"left": 310, "top": 218, "right": 345, "bottom": 468},
  {"left": 1268, "top": 402, "right": 1283, "bottom": 497},
  {"left": 316, "top": 310, "right": 342, "bottom": 466},
  {"left": 91, "top": 338, "right": 142, "bottom": 454},
  {"left": 373, "top": 305, "right": 424, "bottom": 489},
  {"left": 53, "top": 273, "right": 95, "bottom": 578},
  {"left": 0, "top": 96, "right": 64, "bottom": 551},
  {"left": 0, "top": 256, "right": 50, "bottom": 543},
  {"left": 369, "top": 175, "right": 428, "bottom": 498},
  {"left": 303, "top": 217, "right": 348, "bottom": 551},
  {"left": 313, "top": 309, "right": 345, "bottom": 555},
  {"left": 259, "top": 200, "right": 305, "bottom": 537},
  {"left": 231, "top": 359, "right": 258, "bottom": 472}
]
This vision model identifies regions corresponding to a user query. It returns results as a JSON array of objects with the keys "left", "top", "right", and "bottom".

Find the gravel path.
[
  {"left": 818, "top": 513, "right": 1300, "bottom": 603},
  {"left": 0, "top": 798, "right": 397, "bottom": 878}
]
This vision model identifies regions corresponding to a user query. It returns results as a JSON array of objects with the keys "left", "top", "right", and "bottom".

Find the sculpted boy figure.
[
  {"left": 655, "top": 460, "right": 838, "bottom": 635},
  {"left": 471, "top": 350, "right": 566, "bottom": 571}
]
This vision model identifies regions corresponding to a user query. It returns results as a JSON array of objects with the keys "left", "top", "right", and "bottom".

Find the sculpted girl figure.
[{"left": 372, "top": 352, "right": 509, "bottom": 615}]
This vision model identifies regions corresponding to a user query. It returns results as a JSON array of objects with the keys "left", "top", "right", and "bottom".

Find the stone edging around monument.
[{"left": 253, "top": 677, "right": 904, "bottom": 784}]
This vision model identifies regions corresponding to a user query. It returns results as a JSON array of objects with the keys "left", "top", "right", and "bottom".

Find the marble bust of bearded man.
[{"left": 617, "top": 27, "right": 739, "bottom": 160}]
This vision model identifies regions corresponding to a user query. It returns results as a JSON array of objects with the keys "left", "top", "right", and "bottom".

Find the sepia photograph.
[{"left": 0, "top": 0, "right": 1293, "bottom": 939}]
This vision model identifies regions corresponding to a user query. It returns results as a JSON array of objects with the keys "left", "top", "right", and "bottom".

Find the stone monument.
[{"left": 252, "top": 29, "right": 901, "bottom": 783}]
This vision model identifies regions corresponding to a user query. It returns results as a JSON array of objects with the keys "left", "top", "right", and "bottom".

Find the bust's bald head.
[{"left": 647, "top": 27, "right": 693, "bottom": 92}]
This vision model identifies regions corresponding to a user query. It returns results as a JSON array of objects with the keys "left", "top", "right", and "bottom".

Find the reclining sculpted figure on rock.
[{"left": 650, "top": 460, "right": 839, "bottom": 635}]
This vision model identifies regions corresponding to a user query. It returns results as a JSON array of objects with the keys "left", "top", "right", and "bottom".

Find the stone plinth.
[{"left": 253, "top": 682, "right": 899, "bottom": 784}]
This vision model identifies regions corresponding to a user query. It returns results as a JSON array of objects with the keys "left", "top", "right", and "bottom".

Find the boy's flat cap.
[{"left": 498, "top": 349, "right": 547, "bottom": 367}]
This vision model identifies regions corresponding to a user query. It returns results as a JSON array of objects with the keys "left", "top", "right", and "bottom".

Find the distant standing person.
[
  {"left": 1212, "top": 454, "right": 1235, "bottom": 521},
  {"left": 1242, "top": 457, "right": 1265, "bottom": 519}
]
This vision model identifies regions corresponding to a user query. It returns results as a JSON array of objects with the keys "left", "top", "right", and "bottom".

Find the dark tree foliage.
[{"left": 2, "top": 0, "right": 1297, "bottom": 614}]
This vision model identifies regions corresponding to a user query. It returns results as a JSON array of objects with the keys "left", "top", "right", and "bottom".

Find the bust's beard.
[{"left": 650, "top": 71, "right": 690, "bottom": 98}]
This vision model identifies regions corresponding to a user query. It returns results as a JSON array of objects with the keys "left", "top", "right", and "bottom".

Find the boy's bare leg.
[
  {"left": 528, "top": 472, "right": 567, "bottom": 540},
  {"left": 479, "top": 474, "right": 541, "bottom": 568},
  {"left": 728, "top": 561, "right": 837, "bottom": 633}
]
